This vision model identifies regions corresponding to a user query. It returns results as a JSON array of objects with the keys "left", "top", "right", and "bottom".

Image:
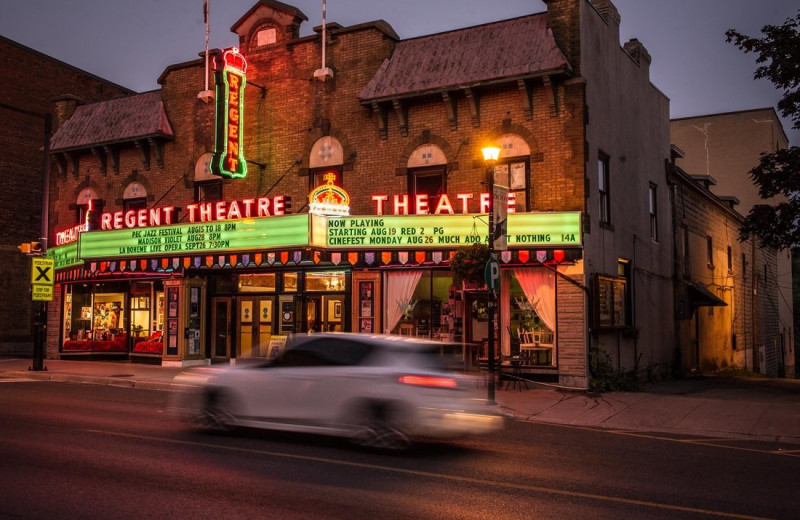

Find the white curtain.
[
  {"left": 513, "top": 268, "right": 556, "bottom": 334},
  {"left": 384, "top": 270, "right": 423, "bottom": 334}
]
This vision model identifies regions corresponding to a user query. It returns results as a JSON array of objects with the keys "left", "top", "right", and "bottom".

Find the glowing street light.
[{"left": 481, "top": 146, "right": 500, "bottom": 403}]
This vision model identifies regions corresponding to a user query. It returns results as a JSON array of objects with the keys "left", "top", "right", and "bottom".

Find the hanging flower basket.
[{"left": 449, "top": 244, "right": 489, "bottom": 286}]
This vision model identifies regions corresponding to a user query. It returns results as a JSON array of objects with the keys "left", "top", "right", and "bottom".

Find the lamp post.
[{"left": 481, "top": 146, "right": 500, "bottom": 404}]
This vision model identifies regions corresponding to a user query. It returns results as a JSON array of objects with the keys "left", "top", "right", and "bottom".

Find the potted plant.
[{"left": 449, "top": 244, "right": 489, "bottom": 287}]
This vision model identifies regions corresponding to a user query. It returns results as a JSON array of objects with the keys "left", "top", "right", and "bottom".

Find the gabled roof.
[
  {"left": 50, "top": 91, "right": 173, "bottom": 152},
  {"left": 231, "top": 0, "right": 308, "bottom": 32},
  {"left": 359, "top": 14, "right": 570, "bottom": 103}
]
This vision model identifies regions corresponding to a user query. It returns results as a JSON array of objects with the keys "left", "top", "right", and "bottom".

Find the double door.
[
  {"left": 210, "top": 296, "right": 276, "bottom": 362},
  {"left": 210, "top": 293, "right": 346, "bottom": 362}
]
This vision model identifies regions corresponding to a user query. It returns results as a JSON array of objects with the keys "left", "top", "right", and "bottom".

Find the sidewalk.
[{"left": 2, "top": 358, "right": 799, "bottom": 445}]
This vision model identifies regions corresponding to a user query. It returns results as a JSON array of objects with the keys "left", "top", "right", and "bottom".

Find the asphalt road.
[{"left": 1, "top": 379, "right": 798, "bottom": 520}]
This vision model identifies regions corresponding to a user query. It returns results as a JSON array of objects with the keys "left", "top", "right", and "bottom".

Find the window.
[
  {"left": 742, "top": 253, "right": 747, "bottom": 280},
  {"left": 409, "top": 167, "right": 445, "bottom": 203},
  {"left": 727, "top": 246, "right": 733, "bottom": 273},
  {"left": 194, "top": 180, "right": 222, "bottom": 202},
  {"left": 311, "top": 167, "right": 343, "bottom": 189},
  {"left": 310, "top": 136, "right": 344, "bottom": 189},
  {"left": 493, "top": 160, "right": 529, "bottom": 212},
  {"left": 706, "top": 236, "right": 713, "bottom": 267},
  {"left": 598, "top": 152, "right": 610, "bottom": 225},
  {"left": 648, "top": 183, "right": 658, "bottom": 240},
  {"left": 123, "top": 197, "right": 147, "bottom": 213}
]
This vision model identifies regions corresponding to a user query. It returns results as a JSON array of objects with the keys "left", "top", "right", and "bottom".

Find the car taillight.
[{"left": 398, "top": 375, "right": 458, "bottom": 389}]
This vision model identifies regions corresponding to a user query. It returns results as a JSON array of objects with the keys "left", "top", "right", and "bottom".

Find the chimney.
[
  {"left": 592, "top": 0, "right": 621, "bottom": 25},
  {"left": 51, "top": 95, "right": 84, "bottom": 132},
  {"left": 623, "top": 38, "right": 652, "bottom": 76},
  {"left": 543, "top": 0, "right": 582, "bottom": 75}
]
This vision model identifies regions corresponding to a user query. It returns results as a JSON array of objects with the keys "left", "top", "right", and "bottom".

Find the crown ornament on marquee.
[{"left": 222, "top": 47, "right": 247, "bottom": 73}]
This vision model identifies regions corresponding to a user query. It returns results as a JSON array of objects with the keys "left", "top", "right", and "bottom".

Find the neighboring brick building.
[
  {"left": 667, "top": 150, "right": 753, "bottom": 374},
  {"left": 0, "top": 35, "right": 131, "bottom": 355},
  {"left": 671, "top": 109, "right": 794, "bottom": 377},
  {"left": 43, "top": 0, "right": 674, "bottom": 388}
]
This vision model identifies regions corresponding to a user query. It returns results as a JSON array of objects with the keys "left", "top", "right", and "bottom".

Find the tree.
[{"left": 726, "top": 11, "right": 800, "bottom": 249}]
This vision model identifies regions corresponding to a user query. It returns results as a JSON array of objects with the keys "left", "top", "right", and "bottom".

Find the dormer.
[
  {"left": 717, "top": 196, "right": 740, "bottom": 210},
  {"left": 690, "top": 174, "right": 717, "bottom": 191},
  {"left": 231, "top": 0, "right": 308, "bottom": 55}
]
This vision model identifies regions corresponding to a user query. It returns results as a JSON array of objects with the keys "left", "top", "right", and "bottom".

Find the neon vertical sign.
[{"left": 211, "top": 47, "right": 247, "bottom": 178}]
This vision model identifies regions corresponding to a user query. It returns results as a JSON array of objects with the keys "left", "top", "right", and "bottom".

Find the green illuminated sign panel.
[
  {"left": 78, "top": 214, "right": 310, "bottom": 260},
  {"left": 47, "top": 242, "right": 81, "bottom": 270},
  {"left": 314, "top": 212, "right": 582, "bottom": 249}
]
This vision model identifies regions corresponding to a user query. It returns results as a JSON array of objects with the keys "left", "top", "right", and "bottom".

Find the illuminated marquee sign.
[
  {"left": 55, "top": 223, "right": 88, "bottom": 246},
  {"left": 211, "top": 47, "right": 247, "bottom": 179},
  {"left": 313, "top": 212, "right": 582, "bottom": 249},
  {"left": 372, "top": 192, "right": 517, "bottom": 215},
  {"left": 99, "top": 196, "right": 287, "bottom": 231},
  {"left": 79, "top": 214, "right": 309, "bottom": 260},
  {"left": 47, "top": 242, "right": 81, "bottom": 270}
]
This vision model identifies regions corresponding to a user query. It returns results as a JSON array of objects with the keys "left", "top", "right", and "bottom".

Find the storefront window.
[
  {"left": 238, "top": 273, "right": 277, "bottom": 292},
  {"left": 305, "top": 271, "right": 345, "bottom": 292},
  {"left": 91, "top": 284, "right": 126, "bottom": 341},
  {"left": 390, "top": 270, "right": 452, "bottom": 338},
  {"left": 509, "top": 269, "right": 556, "bottom": 366},
  {"left": 283, "top": 272, "right": 298, "bottom": 292},
  {"left": 130, "top": 282, "right": 152, "bottom": 339}
]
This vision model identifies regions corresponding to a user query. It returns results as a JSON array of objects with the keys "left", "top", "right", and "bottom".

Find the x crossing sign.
[
  {"left": 31, "top": 258, "right": 55, "bottom": 302},
  {"left": 31, "top": 258, "right": 55, "bottom": 285}
]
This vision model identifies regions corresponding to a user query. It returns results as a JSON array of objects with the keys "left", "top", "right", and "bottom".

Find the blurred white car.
[{"left": 172, "top": 333, "right": 505, "bottom": 450}]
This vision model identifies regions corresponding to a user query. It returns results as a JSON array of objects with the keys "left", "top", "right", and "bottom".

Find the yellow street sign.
[
  {"left": 32, "top": 284, "right": 53, "bottom": 301},
  {"left": 31, "top": 258, "right": 55, "bottom": 286}
]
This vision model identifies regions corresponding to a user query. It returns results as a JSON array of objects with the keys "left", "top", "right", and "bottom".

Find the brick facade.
[{"left": 42, "top": 0, "right": 680, "bottom": 387}]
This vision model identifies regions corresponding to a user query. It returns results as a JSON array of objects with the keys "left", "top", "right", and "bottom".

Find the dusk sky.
[{"left": 2, "top": 0, "right": 798, "bottom": 144}]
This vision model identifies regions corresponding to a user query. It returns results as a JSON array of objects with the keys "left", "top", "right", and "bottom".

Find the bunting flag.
[
  {"left": 398, "top": 252, "right": 408, "bottom": 265},
  {"left": 184, "top": 257, "right": 191, "bottom": 269},
  {"left": 364, "top": 252, "right": 375, "bottom": 265},
  {"left": 140, "top": 259, "right": 148, "bottom": 271},
  {"left": 194, "top": 257, "right": 202, "bottom": 268},
  {"left": 518, "top": 250, "right": 529, "bottom": 264},
  {"left": 501, "top": 250, "right": 512, "bottom": 263},
  {"left": 280, "top": 252, "right": 289, "bottom": 264},
  {"left": 536, "top": 250, "right": 547, "bottom": 264},
  {"left": 554, "top": 250, "right": 565, "bottom": 263},
  {"left": 348, "top": 252, "right": 358, "bottom": 265},
  {"left": 381, "top": 252, "right": 392, "bottom": 265},
  {"left": 173, "top": 258, "right": 180, "bottom": 270},
  {"left": 432, "top": 251, "right": 443, "bottom": 264},
  {"left": 415, "top": 251, "right": 426, "bottom": 264},
  {"left": 267, "top": 253, "right": 276, "bottom": 265},
  {"left": 293, "top": 251, "right": 302, "bottom": 264},
  {"left": 331, "top": 252, "right": 341, "bottom": 265}
]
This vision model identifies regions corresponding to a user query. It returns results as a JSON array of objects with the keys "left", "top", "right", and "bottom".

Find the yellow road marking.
[
  {"left": 517, "top": 420, "right": 800, "bottom": 458},
  {"left": 87, "top": 428, "right": 780, "bottom": 520}
]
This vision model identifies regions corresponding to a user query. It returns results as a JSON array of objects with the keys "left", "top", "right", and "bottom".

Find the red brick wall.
[{"left": 0, "top": 37, "right": 129, "bottom": 351}]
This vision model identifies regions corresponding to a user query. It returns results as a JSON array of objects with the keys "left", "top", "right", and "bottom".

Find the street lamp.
[{"left": 481, "top": 146, "right": 500, "bottom": 403}]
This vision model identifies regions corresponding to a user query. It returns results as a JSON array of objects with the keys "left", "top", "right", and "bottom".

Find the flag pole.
[{"left": 198, "top": 0, "right": 214, "bottom": 102}]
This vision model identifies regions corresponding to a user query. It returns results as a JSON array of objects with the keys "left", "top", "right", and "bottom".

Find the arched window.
[
  {"left": 76, "top": 188, "right": 100, "bottom": 229},
  {"left": 407, "top": 144, "right": 447, "bottom": 206},
  {"left": 123, "top": 182, "right": 148, "bottom": 212},
  {"left": 194, "top": 152, "right": 223, "bottom": 202},
  {"left": 309, "top": 136, "right": 344, "bottom": 188},
  {"left": 491, "top": 134, "right": 530, "bottom": 212}
]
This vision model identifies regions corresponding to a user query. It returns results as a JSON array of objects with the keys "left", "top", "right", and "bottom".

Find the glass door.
[
  {"left": 211, "top": 297, "right": 231, "bottom": 361},
  {"left": 238, "top": 296, "right": 274, "bottom": 358}
]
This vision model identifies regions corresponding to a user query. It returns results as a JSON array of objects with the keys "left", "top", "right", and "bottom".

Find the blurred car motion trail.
[{"left": 171, "top": 333, "right": 505, "bottom": 451}]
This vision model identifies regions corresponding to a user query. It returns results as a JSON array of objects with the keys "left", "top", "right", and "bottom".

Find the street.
[{"left": 0, "top": 380, "right": 798, "bottom": 520}]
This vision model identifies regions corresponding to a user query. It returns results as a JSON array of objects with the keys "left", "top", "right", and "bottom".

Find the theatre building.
[{"left": 44, "top": 0, "right": 674, "bottom": 388}]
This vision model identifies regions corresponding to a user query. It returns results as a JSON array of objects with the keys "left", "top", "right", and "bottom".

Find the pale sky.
[{"left": 2, "top": 0, "right": 797, "bottom": 144}]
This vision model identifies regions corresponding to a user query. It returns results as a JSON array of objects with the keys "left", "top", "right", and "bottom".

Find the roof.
[
  {"left": 358, "top": 14, "right": 570, "bottom": 103},
  {"left": 50, "top": 91, "right": 173, "bottom": 152},
  {"left": 688, "top": 282, "right": 728, "bottom": 310},
  {"left": 231, "top": 0, "right": 308, "bottom": 32}
]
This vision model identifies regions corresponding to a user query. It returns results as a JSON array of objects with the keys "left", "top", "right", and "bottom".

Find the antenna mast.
[
  {"left": 313, "top": 0, "right": 334, "bottom": 81},
  {"left": 198, "top": 0, "right": 214, "bottom": 102}
]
